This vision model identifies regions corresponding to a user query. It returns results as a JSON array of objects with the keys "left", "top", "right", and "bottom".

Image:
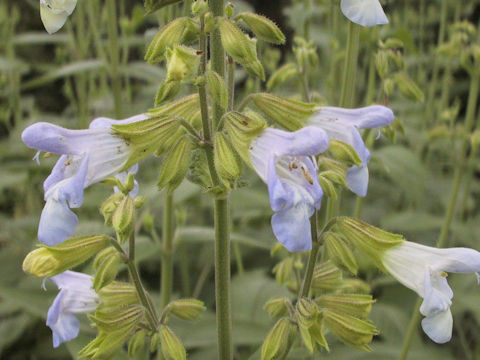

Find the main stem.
[
  {"left": 300, "top": 212, "right": 320, "bottom": 297},
  {"left": 339, "top": 21, "right": 360, "bottom": 107},
  {"left": 106, "top": 0, "right": 123, "bottom": 118},
  {"left": 398, "top": 72, "right": 480, "bottom": 360},
  {"left": 160, "top": 193, "right": 174, "bottom": 309}
]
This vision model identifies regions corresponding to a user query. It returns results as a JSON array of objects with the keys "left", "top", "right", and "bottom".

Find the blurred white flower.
[
  {"left": 40, "top": 0, "right": 78, "bottom": 34},
  {"left": 340, "top": 0, "right": 389, "bottom": 27}
]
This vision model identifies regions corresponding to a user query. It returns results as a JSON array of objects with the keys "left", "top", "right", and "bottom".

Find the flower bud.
[
  {"left": 394, "top": 73, "right": 425, "bottom": 103},
  {"left": 160, "top": 325, "right": 186, "bottom": 360},
  {"left": 375, "top": 51, "right": 389, "bottom": 79},
  {"left": 272, "top": 257, "right": 294, "bottom": 285},
  {"left": 317, "top": 175, "right": 337, "bottom": 199},
  {"left": 158, "top": 136, "right": 192, "bottom": 193},
  {"left": 90, "top": 305, "right": 144, "bottom": 333},
  {"left": 261, "top": 317, "right": 297, "bottom": 360},
  {"left": 166, "top": 298, "right": 206, "bottom": 321},
  {"left": 150, "top": 332, "right": 161, "bottom": 352},
  {"left": 383, "top": 78, "right": 395, "bottom": 96},
  {"left": 145, "top": 18, "right": 188, "bottom": 63},
  {"left": 205, "top": 70, "right": 228, "bottom": 109},
  {"left": 267, "top": 63, "right": 299, "bottom": 90},
  {"left": 99, "top": 281, "right": 139, "bottom": 309},
  {"left": 323, "top": 232, "right": 358, "bottom": 275},
  {"left": 225, "top": 2, "right": 234, "bottom": 18},
  {"left": 341, "top": 279, "right": 371, "bottom": 294},
  {"left": 134, "top": 196, "right": 146, "bottom": 209},
  {"left": 328, "top": 140, "right": 362, "bottom": 167},
  {"left": 294, "top": 38, "right": 319, "bottom": 71},
  {"left": 320, "top": 169, "right": 347, "bottom": 187},
  {"left": 166, "top": 46, "right": 199, "bottom": 82},
  {"left": 191, "top": 0, "right": 208, "bottom": 16},
  {"left": 251, "top": 93, "right": 315, "bottom": 131},
  {"left": 218, "top": 18, "right": 265, "bottom": 80},
  {"left": 23, "top": 235, "right": 110, "bottom": 278},
  {"left": 296, "top": 298, "right": 319, "bottom": 328},
  {"left": 263, "top": 297, "right": 291, "bottom": 318},
  {"left": 93, "top": 247, "right": 121, "bottom": 291},
  {"left": 100, "top": 192, "right": 124, "bottom": 226},
  {"left": 112, "top": 195, "right": 135, "bottom": 243},
  {"left": 214, "top": 132, "right": 242, "bottom": 186},
  {"left": 317, "top": 294, "right": 375, "bottom": 319},
  {"left": 311, "top": 260, "right": 343, "bottom": 291},
  {"left": 334, "top": 217, "right": 404, "bottom": 270},
  {"left": 237, "top": 12, "right": 286, "bottom": 44},
  {"left": 128, "top": 330, "right": 147, "bottom": 358},
  {"left": 155, "top": 80, "right": 182, "bottom": 106},
  {"left": 324, "top": 309, "right": 378, "bottom": 351}
]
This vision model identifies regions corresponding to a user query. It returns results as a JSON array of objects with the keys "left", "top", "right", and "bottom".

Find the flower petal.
[
  {"left": 47, "top": 290, "right": 81, "bottom": 348},
  {"left": 340, "top": 0, "right": 389, "bottom": 27},
  {"left": 421, "top": 309, "right": 453, "bottom": 344},
  {"left": 314, "top": 105, "right": 394, "bottom": 129},
  {"left": 88, "top": 114, "right": 148, "bottom": 129},
  {"left": 40, "top": 4, "right": 69, "bottom": 34},
  {"left": 272, "top": 202, "right": 314, "bottom": 252},
  {"left": 50, "top": 270, "right": 93, "bottom": 290},
  {"left": 346, "top": 163, "right": 369, "bottom": 197},
  {"left": 38, "top": 197, "right": 78, "bottom": 246}
]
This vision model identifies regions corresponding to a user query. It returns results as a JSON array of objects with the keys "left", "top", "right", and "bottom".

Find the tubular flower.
[
  {"left": 382, "top": 242, "right": 480, "bottom": 343},
  {"left": 307, "top": 105, "right": 394, "bottom": 197},
  {"left": 340, "top": 0, "right": 388, "bottom": 27},
  {"left": 40, "top": 0, "right": 78, "bottom": 34},
  {"left": 249, "top": 127, "right": 329, "bottom": 252},
  {"left": 47, "top": 271, "right": 99, "bottom": 347},
  {"left": 22, "top": 114, "right": 147, "bottom": 246}
]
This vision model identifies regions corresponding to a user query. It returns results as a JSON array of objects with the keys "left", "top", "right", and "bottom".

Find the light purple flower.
[
  {"left": 307, "top": 105, "right": 394, "bottom": 197},
  {"left": 340, "top": 0, "right": 389, "bottom": 27},
  {"left": 382, "top": 242, "right": 480, "bottom": 343},
  {"left": 22, "top": 114, "right": 146, "bottom": 245},
  {"left": 47, "top": 271, "right": 99, "bottom": 348},
  {"left": 249, "top": 127, "right": 329, "bottom": 252}
]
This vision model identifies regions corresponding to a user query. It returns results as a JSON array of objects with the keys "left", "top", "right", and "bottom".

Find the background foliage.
[{"left": 1, "top": 0, "right": 480, "bottom": 359}]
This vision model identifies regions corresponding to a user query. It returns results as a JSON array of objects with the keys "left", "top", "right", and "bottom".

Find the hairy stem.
[
  {"left": 339, "top": 21, "right": 360, "bottom": 107},
  {"left": 160, "top": 193, "right": 174, "bottom": 309}
]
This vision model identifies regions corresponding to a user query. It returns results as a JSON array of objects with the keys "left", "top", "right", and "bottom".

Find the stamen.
[
  {"left": 301, "top": 166, "right": 314, "bottom": 185},
  {"left": 439, "top": 271, "right": 448, "bottom": 278}
]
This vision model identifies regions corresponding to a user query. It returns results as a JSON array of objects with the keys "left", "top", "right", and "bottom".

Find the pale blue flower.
[
  {"left": 40, "top": 0, "right": 78, "bottom": 34},
  {"left": 249, "top": 127, "right": 329, "bottom": 252},
  {"left": 22, "top": 114, "right": 146, "bottom": 245},
  {"left": 47, "top": 271, "right": 99, "bottom": 348},
  {"left": 307, "top": 105, "right": 394, "bottom": 197},
  {"left": 340, "top": 0, "right": 389, "bottom": 27},
  {"left": 382, "top": 241, "right": 480, "bottom": 343}
]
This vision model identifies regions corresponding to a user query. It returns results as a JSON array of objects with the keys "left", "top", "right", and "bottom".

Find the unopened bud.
[
  {"left": 158, "top": 136, "right": 192, "bottom": 193},
  {"left": 112, "top": 195, "right": 135, "bottom": 243},
  {"left": 251, "top": 93, "right": 315, "bottom": 131},
  {"left": 375, "top": 51, "right": 389, "bottom": 79},
  {"left": 237, "top": 12, "right": 286, "bottom": 44},
  {"left": 261, "top": 317, "right": 297, "bottom": 360},
  {"left": 267, "top": 63, "right": 299, "bottom": 90},
  {"left": 134, "top": 196, "right": 146, "bottom": 209},
  {"left": 317, "top": 175, "right": 337, "bottom": 199},
  {"left": 205, "top": 70, "right": 228, "bottom": 109},
  {"left": 218, "top": 18, "right": 265, "bottom": 80},
  {"left": 128, "top": 330, "right": 147, "bottom": 358},
  {"left": 225, "top": 2, "right": 234, "bottom": 18},
  {"left": 341, "top": 278, "right": 372, "bottom": 294},
  {"left": 320, "top": 169, "right": 347, "bottom": 187},
  {"left": 166, "top": 46, "right": 199, "bottom": 82},
  {"left": 191, "top": 0, "right": 208, "bottom": 16},
  {"left": 311, "top": 260, "right": 344, "bottom": 291},
  {"left": 90, "top": 305, "right": 144, "bottom": 333},
  {"left": 100, "top": 192, "right": 124, "bottom": 226},
  {"left": 166, "top": 298, "right": 206, "bottom": 321},
  {"left": 272, "top": 257, "right": 294, "bottom": 285},
  {"left": 155, "top": 81, "right": 182, "bottom": 105},
  {"left": 150, "top": 332, "right": 161, "bottom": 352},
  {"left": 214, "top": 132, "right": 242, "bottom": 185},
  {"left": 317, "top": 294, "right": 375, "bottom": 319},
  {"left": 324, "top": 309, "right": 378, "bottom": 351},
  {"left": 296, "top": 298, "right": 319, "bottom": 328},
  {"left": 328, "top": 140, "right": 362, "bottom": 167},
  {"left": 263, "top": 297, "right": 290, "bottom": 318},
  {"left": 160, "top": 325, "right": 186, "bottom": 360},
  {"left": 23, "top": 235, "right": 110, "bottom": 278},
  {"left": 145, "top": 18, "right": 188, "bottom": 63},
  {"left": 323, "top": 232, "right": 358, "bottom": 275},
  {"left": 99, "top": 281, "right": 139, "bottom": 308},
  {"left": 394, "top": 73, "right": 425, "bottom": 103},
  {"left": 383, "top": 78, "right": 395, "bottom": 96},
  {"left": 93, "top": 247, "right": 121, "bottom": 291}
]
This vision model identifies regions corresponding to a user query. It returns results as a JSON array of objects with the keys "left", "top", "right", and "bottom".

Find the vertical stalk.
[
  {"left": 398, "top": 72, "right": 480, "bottom": 360},
  {"left": 161, "top": 193, "right": 174, "bottom": 309},
  {"left": 300, "top": 212, "right": 320, "bottom": 297},
  {"left": 339, "top": 21, "right": 360, "bottom": 107},
  {"left": 107, "top": 0, "right": 123, "bottom": 118}
]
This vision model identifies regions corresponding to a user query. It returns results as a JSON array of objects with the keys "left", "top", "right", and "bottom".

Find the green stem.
[
  {"left": 227, "top": 56, "right": 235, "bottom": 111},
  {"left": 161, "top": 193, "right": 174, "bottom": 309},
  {"left": 107, "top": 0, "right": 123, "bottom": 118},
  {"left": 339, "top": 21, "right": 360, "bottom": 107},
  {"left": 398, "top": 72, "right": 480, "bottom": 360},
  {"left": 300, "top": 212, "right": 320, "bottom": 297}
]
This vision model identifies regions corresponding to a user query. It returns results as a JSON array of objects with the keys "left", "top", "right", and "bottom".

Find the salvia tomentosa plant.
[{"left": 15, "top": 0, "right": 480, "bottom": 359}]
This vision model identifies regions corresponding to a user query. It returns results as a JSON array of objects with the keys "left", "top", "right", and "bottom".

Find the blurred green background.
[{"left": 1, "top": 0, "right": 480, "bottom": 359}]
